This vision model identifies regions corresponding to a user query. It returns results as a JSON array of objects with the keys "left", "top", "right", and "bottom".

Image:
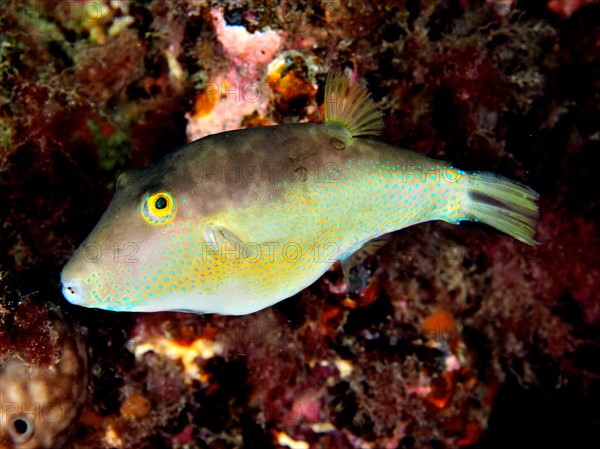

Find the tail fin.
[{"left": 461, "top": 172, "right": 539, "bottom": 245}]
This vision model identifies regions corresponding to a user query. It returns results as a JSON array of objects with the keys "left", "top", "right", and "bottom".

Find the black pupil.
[
  {"left": 155, "top": 197, "right": 168, "bottom": 210},
  {"left": 13, "top": 418, "right": 28, "bottom": 435}
]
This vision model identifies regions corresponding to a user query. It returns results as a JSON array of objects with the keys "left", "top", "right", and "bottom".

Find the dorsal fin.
[{"left": 324, "top": 71, "right": 383, "bottom": 137}]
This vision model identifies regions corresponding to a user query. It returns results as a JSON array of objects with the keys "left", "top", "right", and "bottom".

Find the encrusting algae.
[{"left": 61, "top": 72, "right": 538, "bottom": 315}]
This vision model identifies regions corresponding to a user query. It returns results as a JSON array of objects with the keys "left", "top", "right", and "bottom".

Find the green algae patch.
[{"left": 87, "top": 118, "right": 131, "bottom": 173}]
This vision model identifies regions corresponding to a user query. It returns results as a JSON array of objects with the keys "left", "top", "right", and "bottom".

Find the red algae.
[{"left": 547, "top": 0, "right": 600, "bottom": 17}]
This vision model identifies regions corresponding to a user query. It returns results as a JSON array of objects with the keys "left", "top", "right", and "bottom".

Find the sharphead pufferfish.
[{"left": 61, "top": 72, "right": 539, "bottom": 315}]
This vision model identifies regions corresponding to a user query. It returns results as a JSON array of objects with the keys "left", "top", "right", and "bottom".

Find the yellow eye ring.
[{"left": 141, "top": 192, "right": 176, "bottom": 225}]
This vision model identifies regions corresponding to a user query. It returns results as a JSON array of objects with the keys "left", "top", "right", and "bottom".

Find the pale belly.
[{"left": 188, "top": 157, "right": 462, "bottom": 314}]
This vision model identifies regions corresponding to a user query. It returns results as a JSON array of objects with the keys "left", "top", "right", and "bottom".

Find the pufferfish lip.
[{"left": 61, "top": 274, "right": 85, "bottom": 305}]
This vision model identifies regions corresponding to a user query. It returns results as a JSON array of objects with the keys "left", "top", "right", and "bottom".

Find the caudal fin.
[{"left": 461, "top": 172, "right": 539, "bottom": 245}]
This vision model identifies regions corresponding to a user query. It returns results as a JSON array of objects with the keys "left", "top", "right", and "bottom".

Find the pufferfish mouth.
[{"left": 61, "top": 274, "right": 85, "bottom": 305}]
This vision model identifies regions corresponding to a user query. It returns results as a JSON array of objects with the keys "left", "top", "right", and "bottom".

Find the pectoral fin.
[{"left": 203, "top": 225, "right": 259, "bottom": 259}]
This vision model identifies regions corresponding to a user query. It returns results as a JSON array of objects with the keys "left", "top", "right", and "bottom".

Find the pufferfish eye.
[{"left": 141, "top": 192, "right": 177, "bottom": 224}]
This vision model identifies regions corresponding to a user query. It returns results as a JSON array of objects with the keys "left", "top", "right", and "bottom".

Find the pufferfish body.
[{"left": 61, "top": 72, "right": 538, "bottom": 315}]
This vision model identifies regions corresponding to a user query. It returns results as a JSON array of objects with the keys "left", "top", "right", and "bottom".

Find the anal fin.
[{"left": 340, "top": 235, "right": 391, "bottom": 293}]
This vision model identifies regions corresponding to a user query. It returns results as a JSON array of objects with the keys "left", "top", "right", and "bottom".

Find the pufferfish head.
[{"left": 60, "top": 160, "right": 199, "bottom": 312}]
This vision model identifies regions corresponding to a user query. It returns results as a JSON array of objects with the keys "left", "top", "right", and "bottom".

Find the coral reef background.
[{"left": 1, "top": 1, "right": 599, "bottom": 448}]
